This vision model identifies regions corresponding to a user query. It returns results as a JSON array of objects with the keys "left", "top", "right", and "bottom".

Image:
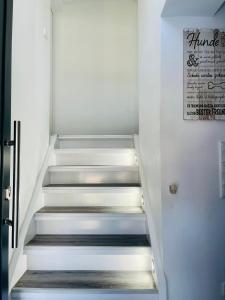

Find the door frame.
[{"left": 0, "top": 1, "right": 13, "bottom": 299}]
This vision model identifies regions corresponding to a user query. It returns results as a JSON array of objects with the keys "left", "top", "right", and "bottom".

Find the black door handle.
[
  {"left": 16, "top": 121, "right": 21, "bottom": 248},
  {"left": 4, "top": 121, "right": 21, "bottom": 249}
]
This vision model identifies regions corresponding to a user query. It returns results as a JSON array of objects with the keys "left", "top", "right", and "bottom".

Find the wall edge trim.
[
  {"left": 9, "top": 134, "right": 57, "bottom": 290},
  {"left": 134, "top": 134, "right": 167, "bottom": 300}
]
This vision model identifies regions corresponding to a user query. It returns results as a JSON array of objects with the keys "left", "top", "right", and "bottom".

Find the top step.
[{"left": 55, "top": 135, "right": 135, "bottom": 149}]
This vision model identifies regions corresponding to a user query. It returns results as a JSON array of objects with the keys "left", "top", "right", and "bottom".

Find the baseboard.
[
  {"left": 134, "top": 135, "right": 167, "bottom": 300},
  {"left": 9, "top": 135, "right": 57, "bottom": 290}
]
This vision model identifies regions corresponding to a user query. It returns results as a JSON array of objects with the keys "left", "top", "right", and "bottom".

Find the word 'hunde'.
[{"left": 187, "top": 31, "right": 220, "bottom": 50}]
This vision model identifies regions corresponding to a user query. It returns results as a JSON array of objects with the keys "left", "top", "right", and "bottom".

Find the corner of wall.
[
  {"left": 9, "top": 135, "right": 57, "bottom": 290},
  {"left": 134, "top": 135, "right": 167, "bottom": 300}
]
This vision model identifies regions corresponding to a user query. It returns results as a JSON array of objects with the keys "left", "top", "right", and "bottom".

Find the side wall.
[
  {"left": 139, "top": 1, "right": 225, "bottom": 300},
  {"left": 10, "top": 0, "right": 51, "bottom": 270},
  {"left": 161, "top": 10, "right": 225, "bottom": 300},
  {"left": 53, "top": 0, "right": 138, "bottom": 135},
  {"left": 138, "top": 0, "right": 165, "bottom": 251}
]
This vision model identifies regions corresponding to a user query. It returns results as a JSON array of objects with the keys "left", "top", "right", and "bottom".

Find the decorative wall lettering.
[{"left": 184, "top": 29, "right": 225, "bottom": 120}]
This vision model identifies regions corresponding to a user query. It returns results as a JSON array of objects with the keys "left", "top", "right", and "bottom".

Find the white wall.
[
  {"left": 52, "top": 0, "right": 138, "bottom": 135},
  {"left": 139, "top": 1, "right": 225, "bottom": 299},
  {"left": 138, "top": 0, "right": 165, "bottom": 250},
  {"left": 161, "top": 10, "right": 225, "bottom": 300},
  {"left": 10, "top": 0, "right": 51, "bottom": 273}
]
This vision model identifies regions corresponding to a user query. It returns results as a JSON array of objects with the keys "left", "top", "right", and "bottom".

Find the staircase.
[{"left": 11, "top": 135, "right": 158, "bottom": 300}]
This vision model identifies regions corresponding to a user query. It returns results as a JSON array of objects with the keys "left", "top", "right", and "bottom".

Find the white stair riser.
[
  {"left": 11, "top": 291, "right": 159, "bottom": 300},
  {"left": 35, "top": 215, "right": 147, "bottom": 235},
  {"left": 45, "top": 168, "right": 140, "bottom": 186},
  {"left": 25, "top": 247, "right": 151, "bottom": 256},
  {"left": 44, "top": 188, "right": 142, "bottom": 207},
  {"left": 55, "top": 136, "right": 134, "bottom": 149},
  {"left": 54, "top": 150, "right": 137, "bottom": 166},
  {"left": 25, "top": 253, "right": 151, "bottom": 271}
]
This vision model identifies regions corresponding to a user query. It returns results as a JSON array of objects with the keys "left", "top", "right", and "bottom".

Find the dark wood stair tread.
[
  {"left": 44, "top": 183, "right": 141, "bottom": 187},
  {"left": 26, "top": 234, "right": 150, "bottom": 247},
  {"left": 37, "top": 206, "right": 144, "bottom": 214},
  {"left": 14, "top": 271, "right": 156, "bottom": 291}
]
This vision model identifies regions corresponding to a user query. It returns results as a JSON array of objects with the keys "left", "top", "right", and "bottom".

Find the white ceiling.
[{"left": 162, "top": 0, "right": 225, "bottom": 16}]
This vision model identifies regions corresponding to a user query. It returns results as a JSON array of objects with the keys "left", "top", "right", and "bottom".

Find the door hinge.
[
  {"left": 3, "top": 218, "right": 13, "bottom": 227},
  {"left": 4, "top": 140, "right": 15, "bottom": 147},
  {"left": 4, "top": 186, "right": 12, "bottom": 201}
]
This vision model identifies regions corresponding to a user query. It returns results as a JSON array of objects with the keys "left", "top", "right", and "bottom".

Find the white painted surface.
[
  {"left": 25, "top": 246, "right": 151, "bottom": 256},
  {"left": 138, "top": 0, "right": 165, "bottom": 251},
  {"left": 26, "top": 255, "right": 151, "bottom": 271},
  {"left": 25, "top": 248, "right": 151, "bottom": 271},
  {"left": 52, "top": 0, "right": 138, "bottom": 134},
  {"left": 12, "top": 291, "right": 159, "bottom": 300},
  {"left": 55, "top": 135, "right": 135, "bottom": 149},
  {"left": 35, "top": 213, "right": 146, "bottom": 235},
  {"left": 162, "top": 0, "right": 225, "bottom": 16},
  {"left": 134, "top": 136, "right": 167, "bottom": 300},
  {"left": 43, "top": 186, "right": 142, "bottom": 207},
  {"left": 219, "top": 141, "right": 225, "bottom": 198},
  {"left": 9, "top": 137, "right": 57, "bottom": 290},
  {"left": 10, "top": 255, "right": 27, "bottom": 293},
  {"left": 161, "top": 10, "right": 225, "bottom": 300},
  {"left": 45, "top": 165, "right": 140, "bottom": 185},
  {"left": 54, "top": 148, "right": 137, "bottom": 166},
  {"left": 11, "top": 0, "right": 51, "bottom": 240},
  {"left": 139, "top": 1, "right": 225, "bottom": 300},
  {"left": 10, "top": 0, "right": 52, "bottom": 284}
]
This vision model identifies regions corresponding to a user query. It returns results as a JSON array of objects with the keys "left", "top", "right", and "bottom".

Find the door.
[{"left": 0, "top": 1, "right": 13, "bottom": 299}]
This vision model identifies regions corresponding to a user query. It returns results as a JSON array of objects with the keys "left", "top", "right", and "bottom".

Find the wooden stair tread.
[
  {"left": 14, "top": 271, "right": 156, "bottom": 291},
  {"left": 44, "top": 183, "right": 141, "bottom": 187},
  {"left": 37, "top": 206, "right": 144, "bottom": 214},
  {"left": 26, "top": 234, "right": 150, "bottom": 247}
]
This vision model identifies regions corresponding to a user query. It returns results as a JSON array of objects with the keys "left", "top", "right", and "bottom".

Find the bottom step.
[{"left": 12, "top": 271, "right": 158, "bottom": 300}]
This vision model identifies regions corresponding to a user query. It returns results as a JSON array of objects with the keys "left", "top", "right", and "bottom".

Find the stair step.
[
  {"left": 43, "top": 186, "right": 142, "bottom": 207},
  {"left": 35, "top": 206, "right": 146, "bottom": 235},
  {"left": 54, "top": 148, "right": 137, "bottom": 166},
  {"left": 43, "top": 166, "right": 140, "bottom": 186},
  {"left": 12, "top": 135, "right": 158, "bottom": 298},
  {"left": 37, "top": 206, "right": 143, "bottom": 214},
  {"left": 12, "top": 271, "right": 158, "bottom": 300},
  {"left": 55, "top": 135, "right": 135, "bottom": 149},
  {"left": 24, "top": 235, "right": 152, "bottom": 271},
  {"left": 13, "top": 270, "right": 155, "bottom": 290},
  {"left": 45, "top": 183, "right": 141, "bottom": 187},
  {"left": 26, "top": 234, "right": 150, "bottom": 247}
]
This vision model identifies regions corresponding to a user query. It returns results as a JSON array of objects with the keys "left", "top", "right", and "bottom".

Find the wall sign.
[{"left": 184, "top": 29, "right": 225, "bottom": 120}]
